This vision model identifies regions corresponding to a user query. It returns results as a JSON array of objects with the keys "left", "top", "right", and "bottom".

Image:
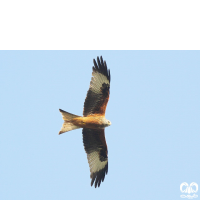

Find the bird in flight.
[{"left": 59, "top": 56, "right": 111, "bottom": 188}]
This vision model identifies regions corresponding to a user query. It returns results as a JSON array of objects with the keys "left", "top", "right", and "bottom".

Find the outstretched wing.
[
  {"left": 83, "top": 56, "right": 110, "bottom": 117},
  {"left": 82, "top": 128, "right": 108, "bottom": 188}
]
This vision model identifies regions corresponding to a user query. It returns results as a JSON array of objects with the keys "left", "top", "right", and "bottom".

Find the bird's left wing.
[{"left": 82, "top": 128, "right": 108, "bottom": 188}]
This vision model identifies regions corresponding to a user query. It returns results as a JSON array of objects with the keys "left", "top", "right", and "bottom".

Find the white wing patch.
[
  {"left": 90, "top": 72, "right": 109, "bottom": 94},
  {"left": 87, "top": 151, "right": 108, "bottom": 173}
]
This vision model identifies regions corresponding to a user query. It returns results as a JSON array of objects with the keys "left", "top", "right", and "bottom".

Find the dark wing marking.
[
  {"left": 83, "top": 56, "right": 110, "bottom": 117},
  {"left": 82, "top": 128, "right": 108, "bottom": 188}
]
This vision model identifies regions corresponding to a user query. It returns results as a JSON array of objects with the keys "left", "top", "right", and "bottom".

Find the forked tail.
[{"left": 59, "top": 109, "right": 81, "bottom": 135}]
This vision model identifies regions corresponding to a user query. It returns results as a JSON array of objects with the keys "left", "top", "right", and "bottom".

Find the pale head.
[
  {"left": 107, "top": 120, "right": 111, "bottom": 126},
  {"left": 102, "top": 118, "right": 111, "bottom": 127}
]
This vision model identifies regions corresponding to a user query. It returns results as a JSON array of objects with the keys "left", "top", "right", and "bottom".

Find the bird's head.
[{"left": 106, "top": 120, "right": 111, "bottom": 126}]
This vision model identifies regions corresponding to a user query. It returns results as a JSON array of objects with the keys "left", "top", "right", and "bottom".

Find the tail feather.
[
  {"left": 59, "top": 109, "right": 81, "bottom": 135},
  {"left": 59, "top": 109, "right": 80, "bottom": 120}
]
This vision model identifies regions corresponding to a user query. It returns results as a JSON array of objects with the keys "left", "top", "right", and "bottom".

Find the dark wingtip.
[
  {"left": 93, "top": 56, "right": 110, "bottom": 83},
  {"left": 90, "top": 162, "right": 108, "bottom": 188}
]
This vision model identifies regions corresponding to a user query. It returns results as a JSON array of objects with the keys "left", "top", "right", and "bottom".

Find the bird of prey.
[{"left": 59, "top": 56, "right": 111, "bottom": 188}]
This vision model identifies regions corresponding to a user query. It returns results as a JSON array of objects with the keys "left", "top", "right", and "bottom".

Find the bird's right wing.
[{"left": 83, "top": 56, "right": 110, "bottom": 117}]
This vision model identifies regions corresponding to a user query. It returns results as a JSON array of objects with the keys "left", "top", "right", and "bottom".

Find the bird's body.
[
  {"left": 73, "top": 115, "right": 111, "bottom": 129},
  {"left": 59, "top": 56, "right": 111, "bottom": 188},
  {"left": 59, "top": 111, "right": 111, "bottom": 130}
]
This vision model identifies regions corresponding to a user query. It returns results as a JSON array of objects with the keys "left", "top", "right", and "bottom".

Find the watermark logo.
[{"left": 180, "top": 182, "right": 198, "bottom": 199}]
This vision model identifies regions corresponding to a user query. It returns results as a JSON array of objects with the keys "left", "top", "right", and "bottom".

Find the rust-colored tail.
[{"left": 59, "top": 109, "right": 81, "bottom": 135}]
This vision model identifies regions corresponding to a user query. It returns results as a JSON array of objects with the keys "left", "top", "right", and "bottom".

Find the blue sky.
[{"left": 0, "top": 51, "right": 200, "bottom": 200}]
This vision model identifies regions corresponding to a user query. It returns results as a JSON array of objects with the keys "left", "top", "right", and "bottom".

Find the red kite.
[{"left": 59, "top": 56, "right": 111, "bottom": 188}]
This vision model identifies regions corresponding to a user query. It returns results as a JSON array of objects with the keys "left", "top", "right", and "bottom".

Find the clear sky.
[{"left": 1, "top": 51, "right": 200, "bottom": 200}]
